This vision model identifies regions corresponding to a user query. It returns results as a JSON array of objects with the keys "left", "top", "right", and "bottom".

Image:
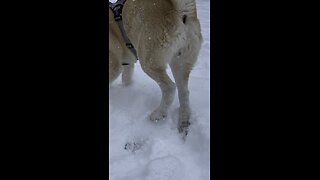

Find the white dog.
[{"left": 109, "top": 0, "right": 202, "bottom": 135}]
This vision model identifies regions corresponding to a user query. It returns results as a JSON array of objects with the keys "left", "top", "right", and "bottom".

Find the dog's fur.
[{"left": 109, "top": 0, "right": 202, "bottom": 134}]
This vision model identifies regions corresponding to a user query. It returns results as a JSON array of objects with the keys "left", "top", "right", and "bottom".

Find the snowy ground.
[{"left": 109, "top": 0, "right": 210, "bottom": 180}]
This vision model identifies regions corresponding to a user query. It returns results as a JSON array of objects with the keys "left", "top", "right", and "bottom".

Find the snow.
[{"left": 109, "top": 0, "right": 210, "bottom": 179}]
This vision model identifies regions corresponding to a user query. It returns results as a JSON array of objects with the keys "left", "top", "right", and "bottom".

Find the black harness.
[{"left": 109, "top": 0, "right": 139, "bottom": 62}]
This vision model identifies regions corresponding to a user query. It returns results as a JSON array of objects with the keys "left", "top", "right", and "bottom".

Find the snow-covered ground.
[{"left": 109, "top": 0, "right": 210, "bottom": 179}]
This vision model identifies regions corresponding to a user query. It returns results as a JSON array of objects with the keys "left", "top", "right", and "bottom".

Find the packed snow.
[{"left": 109, "top": 0, "right": 210, "bottom": 179}]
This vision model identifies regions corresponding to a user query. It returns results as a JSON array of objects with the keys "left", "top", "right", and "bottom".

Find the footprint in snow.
[
  {"left": 145, "top": 155, "right": 184, "bottom": 180},
  {"left": 124, "top": 137, "right": 149, "bottom": 153}
]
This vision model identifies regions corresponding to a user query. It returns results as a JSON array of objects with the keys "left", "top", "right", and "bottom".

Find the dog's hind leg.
[
  {"left": 140, "top": 54, "right": 176, "bottom": 122},
  {"left": 170, "top": 49, "right": 199, "bottom": 134}
]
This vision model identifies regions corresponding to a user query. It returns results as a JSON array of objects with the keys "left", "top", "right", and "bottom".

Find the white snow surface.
[{"left": 109, "top": 0, "right": 210, "bottom": 180}]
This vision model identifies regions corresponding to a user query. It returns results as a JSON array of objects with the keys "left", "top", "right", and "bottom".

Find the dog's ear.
[{"left": 182, "top": 15, "right": 187, "bottom": 24}]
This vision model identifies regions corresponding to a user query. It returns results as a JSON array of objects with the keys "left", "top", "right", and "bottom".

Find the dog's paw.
[
  {"left": 149, "top": 109, "right": 167, "bottom": 122},
  {"left": 178, "top": 108, "right": 191, "bottom": 138},
  {"left": 178, "top": 121, "right": 191, "bottom": 138}
]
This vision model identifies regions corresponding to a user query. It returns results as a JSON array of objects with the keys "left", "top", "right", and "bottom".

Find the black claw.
[
  {"left": 180, "top": 121, "right": 191, "bottom": 127},
  {"left": 178, "top": 121, "right": 191, "bottom": 138}
]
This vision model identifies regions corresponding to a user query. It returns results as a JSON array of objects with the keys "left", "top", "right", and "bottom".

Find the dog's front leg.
[
  {"left": 122, "top": 63, "right": 134, "bottom": 86},
  {"left": 121, "top": 53, "right": 136, "bottom": 86}
]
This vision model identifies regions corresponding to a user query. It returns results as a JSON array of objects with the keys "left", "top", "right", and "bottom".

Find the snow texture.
[{"left": 109, "top": 0, "right": 210, "bottom": 179}]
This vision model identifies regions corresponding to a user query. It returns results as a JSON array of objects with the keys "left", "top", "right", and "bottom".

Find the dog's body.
[{"left": 109, "top": 0, "right": 202, "bottom": 134}]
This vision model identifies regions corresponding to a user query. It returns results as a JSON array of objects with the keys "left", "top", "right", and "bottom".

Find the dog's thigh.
[
  {"left": 109, "top": 52, "right": 122, "bottom": 83},
  {"left": 140, "top": 52, "right": 176, "bottom": 121}
]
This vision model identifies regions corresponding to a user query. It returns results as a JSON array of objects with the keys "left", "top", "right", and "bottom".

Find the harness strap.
[{"left": 109, "top": 0, "right": 139, "bottom": 61}]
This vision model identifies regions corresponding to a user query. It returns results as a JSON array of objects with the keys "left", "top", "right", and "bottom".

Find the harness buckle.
[{"left": 126, "top": 43, "right": 134, "bottom": 49}]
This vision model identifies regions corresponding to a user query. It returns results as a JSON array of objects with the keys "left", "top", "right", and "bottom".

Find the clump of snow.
[{"left": 109, "top": 0, "right": 210, "bottom": 179}]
